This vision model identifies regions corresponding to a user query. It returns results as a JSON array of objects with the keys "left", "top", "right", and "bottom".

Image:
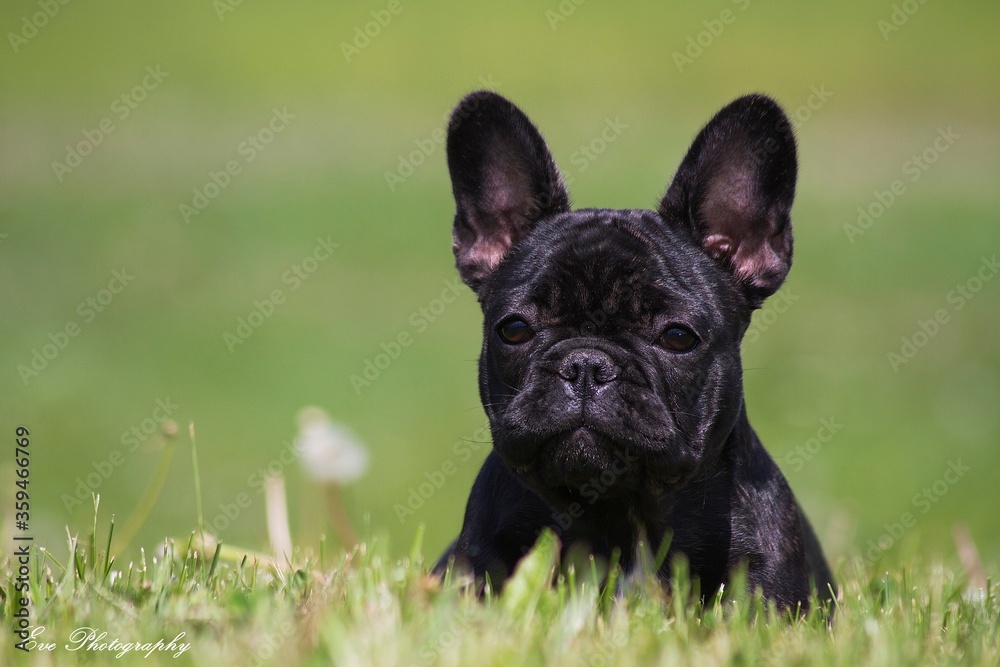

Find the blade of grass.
[
  {"left": 190, "top": 422, "right": 206, "bottom": 548},
  {"left": 90, "top": 493, "right": 99, "bottom": 576},
  {"left": 409, "top": 523, "right": 425, "bottom": 566},
  {"left": 207, "top": 541, "right": 223, "bottom": 584},
  {"left": 654, "top": 530, "right": 673, "bottom": 572},
  {"left": 114, "top": 441, "right": 176, "bottom": 553},
  {"left": 599, "top": 548, "right": 622, "bottom": 615},
  {"left": 102, "top": 514, "right": 116, "bottom": 583}
]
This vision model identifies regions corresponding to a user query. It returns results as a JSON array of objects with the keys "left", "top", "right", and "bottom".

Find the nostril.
[
  {"left": 559, "top": 360, "right": 580, "bottom": 382},
  {"left": 558, "top": 350, "right": 619, "bottom": 388},
  {"left": 593, "top": 363, "right": 618, "bottom": 384}
]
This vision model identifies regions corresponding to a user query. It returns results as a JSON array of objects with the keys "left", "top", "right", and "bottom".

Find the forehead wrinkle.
[
  {"left": 607, "top": 212, "right": 709, "bottom": 303},
  {"left": 530, "top": 216, "right": 682, "bottom": 318},
  {"left": 506, "top": 209, "right": 724, "bottom": 318}
]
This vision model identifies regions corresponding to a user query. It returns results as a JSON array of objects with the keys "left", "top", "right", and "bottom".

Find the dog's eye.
[
  {"left": 657, "top": 326, "right": 698, "bottom": 352},
  {"left": 497, "top": 318, "right": 534, "bottom": 345}
]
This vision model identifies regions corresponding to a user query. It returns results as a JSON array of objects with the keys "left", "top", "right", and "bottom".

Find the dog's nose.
[{"left": 558, "top": 349, "right": 619, "bottom": 394}]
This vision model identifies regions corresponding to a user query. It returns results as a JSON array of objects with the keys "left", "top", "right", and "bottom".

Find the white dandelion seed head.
[{"left": 295, "top": 406, "right": 369, "bottom": 484}]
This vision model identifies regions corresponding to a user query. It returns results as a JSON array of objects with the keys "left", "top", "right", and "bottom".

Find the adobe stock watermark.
[
  {"left": 383, "top": 74, "right": 500, "bottom": 192},
  {"left": 180, "top": 107, "right": 296, "bottom": 224},
  {"left": 8, "top": 0, "right": 71, "bottom": 53},
  {"left": 61, "top": 398, "right": 179, "bottom": 513},
  {"left": 223, "top": 236, "right": 339, "bottom": 353},
  {"left": 747, "top": 85, "right": 833, "bottom": 171},
  {"left": 350, "top": 277, "right": 467, "bottom": 394},
  {"left": 247, "top": 591, "right": 331, "bottom": 666},
  {"left": 340, "top": 0, "right": 409, "bottom": 63},
  {"left": 561, "top": 117, "right": 629, "bottom": 185},
  {"left": 673, "top": 0, "right": 752, "bottom": 73},
  {"left": 207, "top": 437, "right": 305, "bottom": 535},
  {"left": 213, "top": 0, "right": 244, "bottom": 20},
  {"left": 51, "top": 66, "right": 169, "bottom": 182},
  {"left": 863, "top": 458, "right": 970, "bottom": 565},
  {"left": 545, "top": 0, "right": 587, "bottom": 31},
  {"left": 412, "top": 608, "right": 477, "bottom": 667},
  {"left": 785, "top": 85, "right": 834, "bottom": 131},
  {"left": 878, "top": 0, "right": 930, "bottom": 40},
  {"left": 743, "top": 289, "right": 798, "bottom": 345},
  {"left": 551, "top": 449, "right": 642, "bottom": 533},
  {"left": 17, "top": 268, "right": 134, "bottom": 386},
  {"left": 887, "top": 254, "right": 999, "bottom": 372},
  {"left": 394, "top": 422, "right": 490, "bottom": 524},
  {"left": 586, "top": 631, "right": 630, "bottom": 667},
  {"left": 780, "top": 417, "right": 844, "bottom": 472},
  {"left": 581, "top": 268, "right": 778, "bottom": 357},
  {"left": 384, "top": 75, "right": 500, "bottom": 191},
  {"left": 844, "top": 126, "right": 959, "bottom": 243}
]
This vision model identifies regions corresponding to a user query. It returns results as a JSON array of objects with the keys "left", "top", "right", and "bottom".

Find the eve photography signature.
[{"left": 16, "top": 626, "right": 191, "bottom": 659}]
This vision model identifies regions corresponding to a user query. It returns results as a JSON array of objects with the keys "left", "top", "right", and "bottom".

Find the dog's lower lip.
[{"left": 568, "top": 424, "right": 602, "bottom": 439}]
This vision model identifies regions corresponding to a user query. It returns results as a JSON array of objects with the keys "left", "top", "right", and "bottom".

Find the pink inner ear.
[
  {"left": 483, "top": 150, "right": 535, "bottom": 217},
  {"left": 732, "top": 239, "right": 786, "bottom": 288},
  {"left": 455, "top": 202, "right": 523, "bottom": 287},
  {"left": 468, "top": 230, "right": 515, "bottom": 275},
  {"left": 702, "top": 232, "right": 788, "bottom": 290},
  {"left": 703, "top": 234, "right": 734, "bottom": 261},
  {"left": 697, "top": 169, "right": 791, "bottom": 292},
  {"left": 459, "top": 154, "right": 537, "bottom": 278}
]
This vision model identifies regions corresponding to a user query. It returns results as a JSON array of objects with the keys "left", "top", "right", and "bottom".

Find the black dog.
[{"left": 435, "top": 90, "right": 833, "bottom": 610}]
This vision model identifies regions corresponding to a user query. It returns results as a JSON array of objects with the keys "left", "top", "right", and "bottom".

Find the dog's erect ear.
[
  {"left": 660, "top": 94, "right": 797, "bottom": 307},
  {"left": 447, "top": 91, "right": 570, "bottom": 293}
]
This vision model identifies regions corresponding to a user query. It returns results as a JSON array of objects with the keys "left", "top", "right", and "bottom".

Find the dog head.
[{"left": 446, "top": 91, "right": 797, "bottom": 509}]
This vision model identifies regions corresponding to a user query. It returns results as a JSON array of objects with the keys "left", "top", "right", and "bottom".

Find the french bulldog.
[{"left": 434, "top": 90, "right": 834, "bottom": 611}]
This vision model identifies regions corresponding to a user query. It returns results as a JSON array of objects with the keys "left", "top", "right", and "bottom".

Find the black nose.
[{"left": 558, "top": 349, "right": 619, "bottom": 395}]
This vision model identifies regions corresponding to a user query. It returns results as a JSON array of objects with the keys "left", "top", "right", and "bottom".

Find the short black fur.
[{"left": 436, "top": 90, "right": 834, "bottom": 611}]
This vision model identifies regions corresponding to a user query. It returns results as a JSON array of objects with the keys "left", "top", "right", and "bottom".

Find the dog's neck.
[{"left": 552, "top": 407, "right": 752, "bottom": 579}]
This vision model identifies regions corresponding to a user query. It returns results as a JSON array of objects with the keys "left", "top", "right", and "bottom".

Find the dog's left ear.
[
  {"left": 447, "top": 90, "right": 570, "bottom": 294},
  {"left": 660, "top": 94, "right": 797, "bottom": 307}
]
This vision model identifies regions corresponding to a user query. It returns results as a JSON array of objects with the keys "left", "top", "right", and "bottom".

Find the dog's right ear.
[
  {"left": 447, "top": 91, "right": 570, "bottom": 294},
  {"left": 659, "top": 94, "right": 797, "bottom": 308}
]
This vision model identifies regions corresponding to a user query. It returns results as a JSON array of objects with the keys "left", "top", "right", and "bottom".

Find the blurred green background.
[{"left": 1, "top": 0, "right": 998, "bottom": 572}]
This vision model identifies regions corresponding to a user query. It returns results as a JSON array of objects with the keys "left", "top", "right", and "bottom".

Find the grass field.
[
  {"left": 1, "top": 0, "right": 999, "bottom": 663},
  {"left": 1, "top": 509, "right": 999, "bottom": 665}
]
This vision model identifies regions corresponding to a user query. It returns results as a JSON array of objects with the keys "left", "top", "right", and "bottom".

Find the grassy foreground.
[{"left": 1, "top": 518, "right": 998, "bottom": 666}]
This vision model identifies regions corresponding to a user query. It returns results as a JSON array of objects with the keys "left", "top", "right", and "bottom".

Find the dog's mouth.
[
  {"left": 497, "top": 413, "right": 702, "bottom": 504},
  {"left": 502, "top": 425, "right": 644, "bottom": 496}
]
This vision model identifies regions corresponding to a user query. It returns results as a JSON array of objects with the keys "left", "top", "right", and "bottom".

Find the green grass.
[{"left": 1, "top": 510, "right": 998, "bottom": 666}]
